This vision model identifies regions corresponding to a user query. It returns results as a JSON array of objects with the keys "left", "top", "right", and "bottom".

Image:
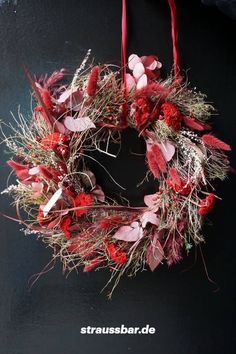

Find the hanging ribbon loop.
[
  {"left": 120, "top": 0, "right": 181, "bottom": 125},
  {"left": 121, "top": 0, "right": 127, "bottom": 127},
  {"left": 168, "top": 0, "right": 181, "bottom": 83},
  {"left": 121, "top": 0, "right": 181, "bottom": 83}
]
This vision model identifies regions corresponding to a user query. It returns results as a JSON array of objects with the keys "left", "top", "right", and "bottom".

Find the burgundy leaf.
[
  {"left": 91, "top": 185, "right": 105, "bottom": 202},
  {"left": 146, "top": 234, "right": 164, "bottom": 271}
]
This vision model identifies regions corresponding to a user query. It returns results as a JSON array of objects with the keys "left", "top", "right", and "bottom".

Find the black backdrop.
[{"left": 0, "top": 1, "right": 235, "bottom": 354}]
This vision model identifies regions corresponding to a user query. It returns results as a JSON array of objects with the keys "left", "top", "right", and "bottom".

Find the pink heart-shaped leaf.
[
  {"left": 144, "top": 193, "right": 158, "bottom": 208},
  {"left": 113, "top": 221, "right": 143, "bottom": 242},
  {"left": 141, "top": 211, "right": 159, "bottom": 228},
  {"left": 125, "top": 73, "right": 136, "bottom": 91},
  {"left": 128, "top": 54, "right": 141, "bottom": 70},
  {"left": 133, "top": 62, "right": 145, "bottom": 80},
  {"left": 57, "top": 87, "right": 83, "bottom": 104},
  {"left": 136, "top": 74, "right": 147, "bottom": 89},
  {"left": 64, "top": 116, "right": 96, "bottom": 132},
  {"left": 31, "top": 182, "right": 44, "bottom": 193},
  {"left": 29, "top": 166, "right": 40, "bottom": 175},
  {"left": 157, "top": 140, "right": 175, "bottom": 162},
  {"left": 55, "top": 120, "right": 66, "bottom": 134}
]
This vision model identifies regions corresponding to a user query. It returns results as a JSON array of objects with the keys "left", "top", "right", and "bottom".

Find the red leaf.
[
  {"left": 202, "top": 134, "right": 231, "bottom": 151},
  {"left": 167, "top": 168, "right": 192, "bottom": 195},
  {"left": 7, "top": 160, "right": 30, "bottom": 181}
]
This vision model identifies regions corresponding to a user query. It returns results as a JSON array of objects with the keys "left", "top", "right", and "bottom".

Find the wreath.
[{"left": 1, "top": 1, "right": 231, "bottom": 296}]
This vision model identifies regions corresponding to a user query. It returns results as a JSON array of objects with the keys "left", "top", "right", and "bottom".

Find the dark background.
[{"left": 0, "top": 1, "right": 235, "bottom": 353}]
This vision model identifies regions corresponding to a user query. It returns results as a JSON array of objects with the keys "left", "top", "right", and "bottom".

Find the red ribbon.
[
  {"left": 168, "top": 0, "right": 181, "bottom": 83},
  {"left": 121, "top": 0, "right": 127, "bottom": 126}
]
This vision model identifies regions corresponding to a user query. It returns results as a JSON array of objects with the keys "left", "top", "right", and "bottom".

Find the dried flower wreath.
[{"left": 1, "top": 0, "right": 231, "bottom": 296}]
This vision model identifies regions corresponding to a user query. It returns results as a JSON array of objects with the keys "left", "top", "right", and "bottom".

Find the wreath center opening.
[{"left": 86, "top": 127, "right": 157, "bottom": 207}]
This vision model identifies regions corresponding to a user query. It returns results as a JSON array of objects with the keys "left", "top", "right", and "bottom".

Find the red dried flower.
[
  {"left": 44, "top": 69, "right": 66, "bottom": 89},
  {"left": 74, "top": 192, "right": 93, "bottom": 217},
  {"left": 34, "top": 106, "right": 44, "bottom": 112},
  {"left": 146, "top": 143, "right": 167, "bottom": 178},
  {"left": 183, "top": 116, "right": 211, "bottom": 131},
  {"left": 166, "top": 167, "right": 191, "bottom": 195},
  {"left": 60, "top": 215, "right": 71, "bottom": 239},
  {"left": 83, "top": 256, "right": 103, "bottom": 272},
  {"left": 202, "top": 134, "right": 231, "bottom": 151},
  {"left": 133, "top": 97, "right": 158, "bottom": 129},
  {"left": 134, "top": 82, "right": 170, "bottom": 100},
  {"left": 151, "top": 145, "right": 167, "bottom": 173},
  {"left": 106, "top": 243, "right": 127, "bottom": 265},
  {"left": 37, "top": 208, "right": 54, "bottom": 226},
  {"left": 87, "top": 66, "right": 100, "bottom": 97},
  {"left": 165, "top": 231, "right": 184, "bottom": 266},
  {"left": 147, "top": 150, "right": 160, "bottom": 178},
  {"left": 99, "top": 215, "right": 123, "bottom": 230},
  {"left": 67, "top": 233, "right": 95, "bottom": 258},
  {"left": 198, "top": 193, "right": 216, "bottom": 216},
  {"left": 41, "top": 132, "right": 68, "bottom": 150},
  {"left": 161, "top": 102, "right": 182, "bottom": 131},
  {"left": 37, "top": 208, "right": 45, "bottom": 226}
]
